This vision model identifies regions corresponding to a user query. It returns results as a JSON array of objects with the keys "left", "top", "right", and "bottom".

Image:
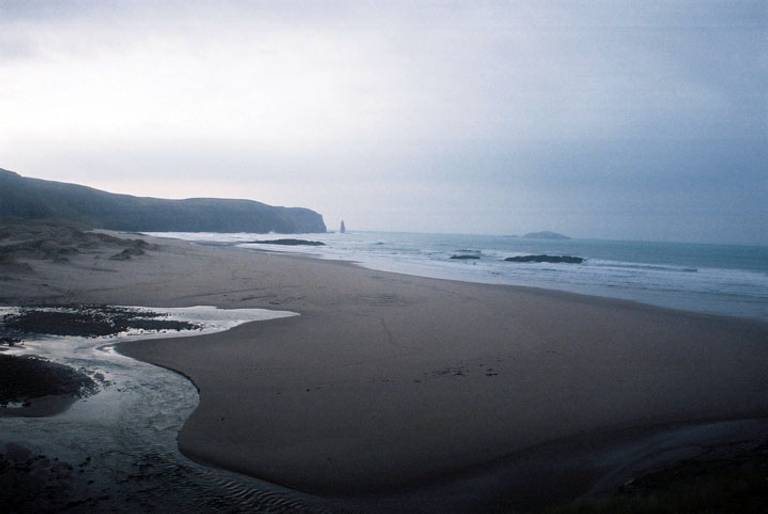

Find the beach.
[{"left": 3, "top": 229, "right": 768, "bottom": 512}]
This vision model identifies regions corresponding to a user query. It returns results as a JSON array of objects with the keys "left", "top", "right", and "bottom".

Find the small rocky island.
[{"left": 522, "top": 231, "right": 571, "bottom": 240}]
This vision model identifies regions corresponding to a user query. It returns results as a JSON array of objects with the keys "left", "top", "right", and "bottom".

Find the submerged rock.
[
  {"left": 450, "top": 255, "right": 481, "bottom": 260},
  {"left": 504, "top": 255, "right": 584, "bottom": 264}
]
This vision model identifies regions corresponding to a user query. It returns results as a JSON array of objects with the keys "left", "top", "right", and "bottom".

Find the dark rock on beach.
[
  {"left": 0, "top": 305, "right": 200, "bottom": 338},
  {"left": 0, "top": 354, "right": 96, "bottom": 407},
  {"left": 505, "top": 254, "right": 584, "bottom": 264},
  {"left": 244, "top": 239, "right": 326, "bottom": 246}
]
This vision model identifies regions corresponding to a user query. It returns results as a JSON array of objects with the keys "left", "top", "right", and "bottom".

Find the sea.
[{"left": 146, "top": 231, "right": 768, "bottom": 322}]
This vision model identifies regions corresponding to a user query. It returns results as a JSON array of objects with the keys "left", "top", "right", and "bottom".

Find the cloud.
[{"left": 0, "top": 1, "right": 765, "bottom": 243}]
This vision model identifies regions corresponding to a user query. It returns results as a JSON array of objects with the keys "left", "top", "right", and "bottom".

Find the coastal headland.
[{"left": 2, "top": 224, "right": 768, "bottom": 512}]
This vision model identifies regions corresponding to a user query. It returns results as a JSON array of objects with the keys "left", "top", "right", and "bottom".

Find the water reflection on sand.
[{"left": 0, "top": 305, "right": 334, "bottom": 513}]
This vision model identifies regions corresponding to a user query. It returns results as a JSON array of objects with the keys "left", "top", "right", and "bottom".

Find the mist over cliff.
[{"left": 0, "top": 168, "right": 326, "bottom": 233}]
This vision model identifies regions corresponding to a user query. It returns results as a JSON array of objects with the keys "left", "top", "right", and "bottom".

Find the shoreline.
[
  {"left": 152, "top": 231, "right": 768, "bottom": 323},
  {"left": 5, "top": 226, "right": 765, "bottom": 326},
  {"left": 171, "top": 235, "right": 768, "bottom": 326},
  {"left": 115, "top": 238, "right": 768, "bottom": 501},
  {"left": 4, "top": 229, "right": 768, "bottom": 511}
]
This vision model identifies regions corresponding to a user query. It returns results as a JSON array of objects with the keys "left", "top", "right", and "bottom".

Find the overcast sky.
[{"left": 1, "top": 1, "right": 766, "bottom": 243}]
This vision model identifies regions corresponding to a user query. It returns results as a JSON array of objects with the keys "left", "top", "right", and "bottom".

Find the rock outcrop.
[
  {"left": 504, "top": 255, "right": 584, "bottom": 264},
  {"left": 244, "top": 239, "right": 326, "bottom": 246}
]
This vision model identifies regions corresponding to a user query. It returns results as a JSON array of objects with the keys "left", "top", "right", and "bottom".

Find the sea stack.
[{"left": 340, "top": 220, "right": 346, "bottom": 234}]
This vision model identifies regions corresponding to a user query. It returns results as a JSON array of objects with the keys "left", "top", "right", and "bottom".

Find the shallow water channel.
[{"left": 0, "top": 305, "right": 337, "bottom": 513}]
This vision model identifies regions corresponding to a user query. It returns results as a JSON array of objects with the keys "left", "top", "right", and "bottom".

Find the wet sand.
[{"left": 3, "top": 229, "right": 768, "bottom": 510}]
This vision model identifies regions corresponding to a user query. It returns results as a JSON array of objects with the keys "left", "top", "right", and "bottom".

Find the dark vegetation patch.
[
  {"left": 0, "top": 355, "right": 96, "bottom": 406},
  {"left": 504, "top": 255, "right": 584, "bottom": 264}
]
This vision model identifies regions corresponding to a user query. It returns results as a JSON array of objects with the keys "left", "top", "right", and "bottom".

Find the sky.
[{"left": 0, "top": 1, "right": 766, "bottom": 244}]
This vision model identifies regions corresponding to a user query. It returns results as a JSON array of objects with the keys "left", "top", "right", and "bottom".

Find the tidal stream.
[{"left": 0, "top": 305, "right": 336, "bottom": 513}]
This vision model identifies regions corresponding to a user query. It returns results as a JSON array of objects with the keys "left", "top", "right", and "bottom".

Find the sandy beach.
[{"left": 3, "top": 229, "right": 768, "bottom": 512}]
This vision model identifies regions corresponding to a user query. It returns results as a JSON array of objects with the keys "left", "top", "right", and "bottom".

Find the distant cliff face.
[{"left": 0, "top": 168, "right": 326, "bottom": 233}]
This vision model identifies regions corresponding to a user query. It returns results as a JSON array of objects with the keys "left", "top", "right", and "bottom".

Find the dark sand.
[{"left": 3, "top": 228, "right": 768, "bottom": 510}]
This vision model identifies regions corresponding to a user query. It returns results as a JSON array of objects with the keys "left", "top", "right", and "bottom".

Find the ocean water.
[{"left": 147, "top": 231, "right": 768, "bottom": 322}]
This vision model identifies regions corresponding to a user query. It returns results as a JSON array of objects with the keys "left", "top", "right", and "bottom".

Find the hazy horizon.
[{"left": 1, "top": 1, "right": 765, "bottom": 245}]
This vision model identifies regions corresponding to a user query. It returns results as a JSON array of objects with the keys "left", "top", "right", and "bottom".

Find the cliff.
[{"left": 0, "top": 168, "right": 326, "bottom": 233}]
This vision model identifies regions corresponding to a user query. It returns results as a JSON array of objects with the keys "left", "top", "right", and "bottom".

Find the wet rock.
[
  {"left": 504, "top": 254, "right": 584, "bottom": 264},
  {"left": 243, "top": 239, "right": 326, "bottom": 246},
  {"left": 1, "top": 305, "right": 199, "bottom": 337},
  {"left": 0, "top": 354, "right": 97, "bottom": 407}
]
